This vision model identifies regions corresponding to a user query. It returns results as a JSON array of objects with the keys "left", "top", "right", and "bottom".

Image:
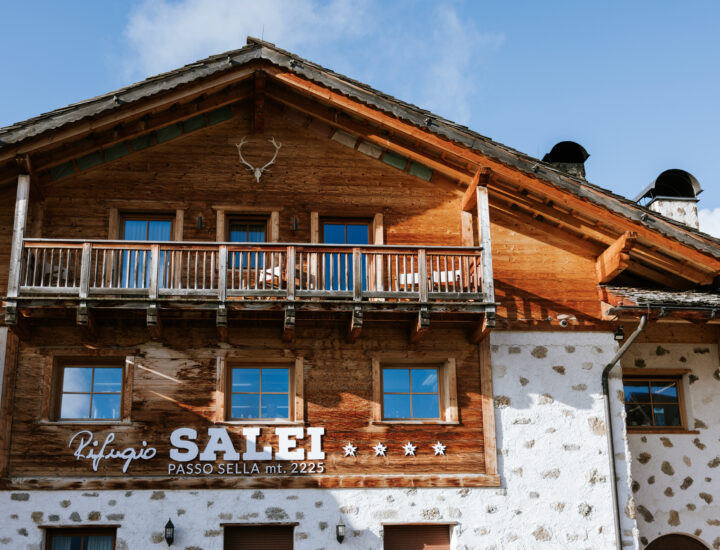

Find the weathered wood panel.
[{"left": 6, "top": 324, "right": 491, "bottom": 488}]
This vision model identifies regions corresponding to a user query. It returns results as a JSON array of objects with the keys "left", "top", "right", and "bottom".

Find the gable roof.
[{"left": 1, "top": 37, "right": 719, "bottom": 261}]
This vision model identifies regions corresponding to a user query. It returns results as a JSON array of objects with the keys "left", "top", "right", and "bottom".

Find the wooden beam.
[
  {"left": 15, "top": 155, "right": 45, "bottom": 201},
  {"left": 283, "top": 304, "right": 296, "bottom": 341},
  {"left": 253, "top": 71, "right": 266, "bottom": 133},
  {"left": 216, "top": 305, "right": 228, "bottom": 342},
  {"left": 460, "top": 211, "right": 474, "bottom": 247},
  {"left": 479, "top": 336, "right": 498, "bottom": 477},
  {"left": 596, "top": 232, "right": 637, "bottom": 283},
  {"left": 267, "top": 85, "right": 473, "bottom": 184},
  {"left": 0, "top": 66, "right": 257, "bottom": 167},
  {"left": 77, "top": 304, "right": 97, "bottom": 342},
  {"left": 476, "top": 185, "right": 495, "bottom": 302},
  {"left": 461, "top": 168, "right": 491, "bottom": 212},
  {"left": 348, "top": 306, "right": 363, "bottom": 343},
  {"left": 470, "top": 314, "right": 493, "bottom": 344},
  {"left": 0, "top": 331, "right": 19, "bottom": 478},
  {"left": 147, "top": 305, "right": 162, "bottom": 340},
  {"left": 6, "top": 174, "right": 30, "bottom": 303},
  {"left": 410, "top": 307, "right": 430, "bottom": 343}
]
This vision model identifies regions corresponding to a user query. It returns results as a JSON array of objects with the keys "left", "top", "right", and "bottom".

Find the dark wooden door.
[
  {"left": 384, "top": 525, "right": 451, "bottom": 550},
  {"left": 224, "top": 526, "right": 294, "bottom": 550},
  {"left": 646, "top": 534, "right": 709, "bottom": 550}
]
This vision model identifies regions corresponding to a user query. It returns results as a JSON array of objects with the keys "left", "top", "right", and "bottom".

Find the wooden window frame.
[
  {"left": 42, "top": 357, "right": 133, "bottom": 424},
  {"left": 213, "top": 206, "right": 280, "bottom": 242},
  {"left": 46, "top": 527, "right": 117, "bottom": 549},
  {"left": 622, "top": 368, "right": 690, "bottom": 433},
  {"left": 216, "top": 357, "right": 304, "bottom": 424},
  {"left": 108, "top": 208, "right": 184, "bottom": 241},
  {"left": 371, "top": 358, "right": 458, "bottom": 425}
]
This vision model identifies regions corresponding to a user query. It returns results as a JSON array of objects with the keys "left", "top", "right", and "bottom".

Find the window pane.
[
  {"left": 323, "top": 223, "right": 346, "bottom": 244},
  {"left": 60, "top": 393, "right": 91, "bottom": 419},
  {"left": 651, "top": 382, "right": 678, "bottom": 403},
  {"left": 623, "top": 382, "right": 650, "bottom": 403},
  {"left": 247, "top": 224, "right": 265, "bottom": 242},
  {"left": 262, "top": 368, "right": 289, "bottom": 393},
  {"left": 92, "top": 394, "right": 121, "bottom": 419},
  {"left": 231, "top": 394, "right": 260, "bottom": 419},
  {"left": 384, "top": 394, "right": 412, "bottom": 419},
  {"left": 653, "top": 404, "right": 682, "bottom": 426},
  {"left": 148, "top": 220, "right": 172, "bottom": 241},
  {"left": 63, "top": 367, "right": 93, "bottom": 392},
  {"left": 124, "top": 219, "right": 147, "bottom": 240},
  {"left": 412, "top": 369, "right": 438, "bottom": 393},
  {"left": 626, "top": 403, "right": 652, "bottom": 426},
  {"left": 232, "top": 368, "right": 260, "bottom": 392},
  {"left": 383, "top": 369, "right": 410, "bottom": 393},
  {"left": 261, "top": 393, "right": 289, "bottom": 419},
  {"left": 230, "top": 224, "right": 247, "bottom": 242},
  {"left": 346, "top": 224, "right": 369, "bottom": 244},
  {"left": 85, "top": 535, "right": 115, "bottom": 550},
  {"left": 412, "top": 394, "right": 440, "bottom": 418},
  {"left": 50, "top": 535, "right": 82, "bottom": 550},
  {"left": 93, "top": 368, "right": 123, "bottom": 393}
]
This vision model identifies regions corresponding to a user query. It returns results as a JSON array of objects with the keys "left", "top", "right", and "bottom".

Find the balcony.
[{"left": 5, "top": 239, "right": 495, "bottom": 339}]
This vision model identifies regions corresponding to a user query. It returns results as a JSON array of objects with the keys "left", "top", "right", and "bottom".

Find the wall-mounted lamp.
[
  {"left": 164, "top": 519, "right": 175, "bottom": 546},
  {"left": 197, "top": 215, "right": 203, "bottom": 230},
  {"left": 292, "top": 216, "right": 298, "bottom": 232},
  {"left": 336, "top": 519, "right": 346, "bottom": 543},
  {"left": 614, "top": 326, "right": 625, "bottom": 341}
]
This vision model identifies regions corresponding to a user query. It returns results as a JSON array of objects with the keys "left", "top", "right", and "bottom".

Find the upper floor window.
[
  {"left": 230, "top": 366, "right": 290, "bottom": 420},
  {"left": 58, "top": 363, "right": 124, "bottom": 421},
  {"left": 322, "top": 219, "right": 370, "bottom": 245},
  {"left": 624, "top": 374, "right": 687, "bottom": 430},
  {"left": 322, "top": 219, "right": 370, "bottom": 291},
  {"left": 229, "top": 218, "right": 267, "bottom": 243}
]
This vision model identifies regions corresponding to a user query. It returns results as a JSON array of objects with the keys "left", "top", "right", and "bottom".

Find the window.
[
  {"left": 383, "top": 367, "right": 440, "bottom": 419},
  {"left": 372, "top": 359, "right": 458, "bottom": 423},
  {"left": 46, "top": 528, "right": 116, "bottom": 550},
  {"left": 122, "top": 215, "right": 173, "bottom": 241},
  {"left": 322, "top": 219, "right": 370, "bottom": 291},
  {"left": 120, "top": 214, "right": 174, "bottom": 289},
  {"left": 51, "top": 360, "right": 128, "bottom": 422},
  {"left": 322, "top": 219, "right": 370, "bottom": 245},
  {"left": 383, "top": 525, "right": 451, "bottom": 550},
  {"left": 623, "top": 373, "right": 687, "bottom": 430},
  {"left": 229, "top": 217, "right": 267, "bottom": 269},
  {"left": 220, "top": 358, "right": 303, "bottom": 423}
]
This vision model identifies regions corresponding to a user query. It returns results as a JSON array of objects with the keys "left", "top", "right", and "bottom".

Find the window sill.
[
  {"left": 372, "top": 420, "right": 460, "bottom": 426},
  {"left": 627, "top": 428, "right": 699, "bottom": 435},
  {"left": 38, "top": 419, "right": 132, "bottom": 426}
]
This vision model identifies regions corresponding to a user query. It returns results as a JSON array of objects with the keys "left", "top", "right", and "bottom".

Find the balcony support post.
[
  {"left": 348, "top": 305, "right": 363, "bottom": 343},
  {"left": 476, "top": 183, "right": 495, "bottom": 306},
  {"left": 217, "top": 245, "right": 228, "bottom": 341},
  {"left": 410, "top": 307, "right": 430, "bottom": 344},
  {"left": 77, "top": 243, "right": 95, "bottom": 336},
  {"left": 5, "top": 174, "right": 30, "bottom": 325},
  {"left": 352, "top": 248, "right": 362, "bottom": 301}
]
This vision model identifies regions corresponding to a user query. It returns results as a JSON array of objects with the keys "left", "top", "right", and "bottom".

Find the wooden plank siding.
[{"left": 3, "top": 323, "right": 494, "bottom": 488}]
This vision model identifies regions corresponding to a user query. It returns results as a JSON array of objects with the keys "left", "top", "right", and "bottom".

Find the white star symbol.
[
  {"left": 373, "top": 442, "right": 387, "bottom": 457},
  {"left": 402, "top": 442, "right": 417, "bottom": 456},
  {"left": 432, "top": 441, "right": 446, "bottom": 456},
  {"left": 343, "top": 443, "right": 357, "bottom": 457}
]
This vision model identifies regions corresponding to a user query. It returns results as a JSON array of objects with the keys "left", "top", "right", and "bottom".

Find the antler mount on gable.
[{"left": 235, "top": 136, "right": 282, "bottom": 183}]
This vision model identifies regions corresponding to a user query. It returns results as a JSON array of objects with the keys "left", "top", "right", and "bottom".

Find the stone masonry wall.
[
  {"left": 624, "top": 343, "right": 720, "bottom": 549},
  {"left": 0, "top": 331, "right": 628, "bottom": 549}
]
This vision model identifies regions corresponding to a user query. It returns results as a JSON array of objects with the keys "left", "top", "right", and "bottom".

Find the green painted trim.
[
  {"left": 156, "top": 123, "right": 182, "bottom": 143},
  {"left": 76, "top": 151, "right": 103, "bottom": 171},
  {"left": 207, "top": 105, "right": 233, "bottom": 125},
  {"left": 130, "top": 134, "right": 153, "bottom": 151},
  {"left": 49, "top": 162, "right": 75, "bottom": 181},
  {"left": 103, "top": 142, "right": 130, "bottom": 161},
  {"left": 183, "top": 114, "right": 207, "bottom": 133},
  {"left": 408, "top": 162, "right": 432, "bottom": 181},
  {"left": 382, "top": 150, "right": 407, "bottom": 170}
]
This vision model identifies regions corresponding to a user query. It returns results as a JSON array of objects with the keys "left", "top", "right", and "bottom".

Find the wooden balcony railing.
[{"left": 12, "top": 239, "right": 492, "bottom": 306}]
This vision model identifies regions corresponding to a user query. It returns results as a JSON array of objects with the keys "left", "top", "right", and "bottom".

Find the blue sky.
[{"left": 2, "top": 1, "right": 719, "bottom": 234}]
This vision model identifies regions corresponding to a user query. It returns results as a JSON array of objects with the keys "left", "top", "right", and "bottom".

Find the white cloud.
[
  {"left": 120, "top": 1, "right": 503, "bottom": 126},
  {"left": 123, "top": 0, "right": 371, "bottom": 80},
  {"left": 698, "top": 208, "right": 720, "bottom": 238}
]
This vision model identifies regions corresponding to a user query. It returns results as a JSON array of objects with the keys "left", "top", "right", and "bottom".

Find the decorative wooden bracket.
[
  {"left": 147, "top": 304, "right": 162, "bottom": 340},
  {"left": 348, "top": 306, "right": 363, "bottom": 343},
  {"left": 461, "top": 168, "right": 492, "bottom": 212},
  {"left": 596, "top": 232, "right": 637, "bottom": 283},
  {"left": 4, "top": 301, "right": 17, "bottom": 325},
  {"left": 410, "top": 307, "right": 430, "bottom": 343},
  {"left": 471, "top": 310, "right": 496, "bottom": 344},
  {"left": 76, "top": 301, "right": 97, "bottom": 340},
  {"left": 283, "top": 304, "right": 296, "bottom": 341},
  {"left": 216, "top": 304, "right": 228, "bottom": 342}
]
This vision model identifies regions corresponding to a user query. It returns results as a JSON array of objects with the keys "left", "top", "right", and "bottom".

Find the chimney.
[
  {"left": 542, "top": 141, "right": 589, "bottom": 179},
  {"left": 635, "top": 169, "right": 702, "bottom": 229}
]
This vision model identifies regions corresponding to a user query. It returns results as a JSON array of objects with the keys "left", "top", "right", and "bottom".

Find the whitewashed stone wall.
[
  {"left": 623, "top": 343, "right": 720, "bottom": 550},
  {"left": 0, "top": 331, "right": 629, "bottom": 549}
]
